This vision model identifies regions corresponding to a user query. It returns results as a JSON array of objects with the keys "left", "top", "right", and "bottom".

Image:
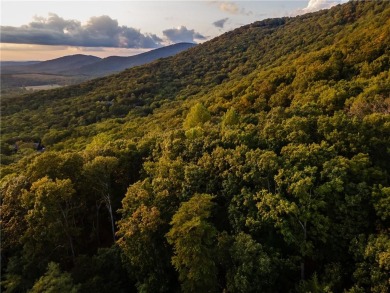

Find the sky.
[{"left": 0, "top": 0, "right": 347, "bottom": 61}]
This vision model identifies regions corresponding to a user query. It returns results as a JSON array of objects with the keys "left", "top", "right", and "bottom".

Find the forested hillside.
[{"left": 1, "top": 1, "right": 389, "bottom": 292}]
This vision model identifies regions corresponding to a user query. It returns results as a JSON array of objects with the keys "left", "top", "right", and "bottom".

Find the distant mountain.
[
  {"left": 1, "top": 61, "right": 40, "bottom": 67},
  {"left": 2, "top": 54, "right": 102, "bottom": 75},
  {"left": 74, "top": 42, "right": 196, "bottom": 76},
  {"left": 1, "top": 43, "right": 196, "bottom": 77},
  {"left": 29, "top": 54, "right": 102, "bottom": 74}
]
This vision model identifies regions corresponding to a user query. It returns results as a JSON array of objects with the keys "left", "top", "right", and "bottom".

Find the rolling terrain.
[
  {"left": 0, "top": 61, "right": 40, "bottom": 67},
  {"left": 75, "top": 42, "right": 196, "bottom": 76},
  {"left": 2, "top": 54, "right": 102, "bottom": 74},
  {"left": 1, "top": 1, "right": 389, "bottom": 292},
  {"left": 0, "top": 43, "right": 196, "bottom": 93}
]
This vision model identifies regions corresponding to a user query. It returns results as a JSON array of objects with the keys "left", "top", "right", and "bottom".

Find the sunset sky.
[{"left": 1, "top": 0, "right": 346, "bottom": 61}]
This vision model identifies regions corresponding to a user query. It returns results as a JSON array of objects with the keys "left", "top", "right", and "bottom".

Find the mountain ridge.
[
  {"left": 3, "top": 1, "right": 389, "bottom": 120},
  {"left": 2, "top": 54, "right": 102, "bottom": 75},
  {"left": 1, "top": 42, "right": 196, "bottom": 77},
  {"left": 74, "top": 42, "right": 196, "bottom": 76}
]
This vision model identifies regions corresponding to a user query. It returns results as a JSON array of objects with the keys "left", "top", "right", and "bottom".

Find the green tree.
[
  {"left": 83, "top": 156, "right": 118, "bottom": 242},
  {"left": 372, "top": 186, "right": 390, "bottom": 222},
  {"left": 0, "top": 174, "right": 29, "bottom": 251},
  {"left": 221, "top": 107, "right": 239, "bottom": 129},
  {"left": 166, "top": 194, "right": 218, "bottom": 292},
  {"left": 117, "top": 180, "right": 175, "bottom": 292},
  {"left": 350, "top": 233, "right": 390, "bottom": 293},
  {"left": 26, "top": 151, "right": 83, "bottom": 184},
  {"left": 257, "top": 163, "right": 329, "bottom": 280},
  {"left": 183, "top": 103, "right": 211, "bottom": 129},
  {"left": 29, "top": 262, "right": 79, "bottom": 293},
  {"left": 244, "top": 149, "right": 279, "bottom": 192},
  {"left": 226, "top": 232, "right": 274, "bottom": 293},
  {"left": 318, "top": 153, "right": 380, "bottom": 251},
  {"left": 22, "top": 177, "right": 79, "bottom": 262}
]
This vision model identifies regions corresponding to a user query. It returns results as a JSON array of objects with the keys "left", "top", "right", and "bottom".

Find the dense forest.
[{"left": 1, "top": 1, "right": 390, "bottom": 292}]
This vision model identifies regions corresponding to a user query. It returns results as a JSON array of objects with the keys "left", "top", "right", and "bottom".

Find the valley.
[{"left": 1, "top": 42, "right": 196, "bottom": 95}]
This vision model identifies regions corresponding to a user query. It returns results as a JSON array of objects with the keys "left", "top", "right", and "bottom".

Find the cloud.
[
  {"left": 0, "top": 13, "right": 162, "bottom": 48},
  {"left": 219, "top": 2, "right": 239, "bottom": 14},
  {"left": 299, "top": 0, "right": 342, "bottom": 14},
  {"left": 210, "top": 1, "right": 252, "bottom": 16},
  {"left": 163, "top": 26, "right": 206, "bottom": 43},
  {"left": 213, "top": 18, "right": 229, "bottom": 29}
]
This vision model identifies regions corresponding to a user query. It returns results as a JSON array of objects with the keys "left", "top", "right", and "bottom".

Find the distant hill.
[
  {"left": 75, "top": 42, "right": 197, "bottom": 76},
  {"left": 1, "top": 43, "right": 196, "bottom": 91},
  {"left": 2, "top": 54, "right": 102, "bottom": 75},
  {"left": 1, "top": 43, "right": 196, "bottom": 77},
  {"left": 1, "top": 61, "right": 40, "bottom": 67}
]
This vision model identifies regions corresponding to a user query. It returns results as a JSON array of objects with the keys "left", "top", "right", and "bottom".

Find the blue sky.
[{"left": 1, "top": 1, "right": 346, "bottom": 60}]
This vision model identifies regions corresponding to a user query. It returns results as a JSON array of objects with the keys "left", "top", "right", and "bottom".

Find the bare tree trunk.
[
  {"left": 301, "top": 221, "right": 307, "bottom": 281},
  {"left": 298, "top": 219, "right": 307, "bottom": 281},
  {"left": 68, "top": 233, "right": 75, "bottom": 262},
  {"left": 105, "top": 194, "right": 115, "bottom": 242},
  {"left": 60, "top": 206, "right": 75, "bottom": 262},
  {"left": 95, "top": 201, "right": 102, "bottom": 245}
]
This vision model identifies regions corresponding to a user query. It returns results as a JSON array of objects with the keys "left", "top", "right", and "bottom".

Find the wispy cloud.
[
  {"left": 219, "top": 2, "right": 239, "bottom": 14},
  {"left": 213, "top": 18, "right": 229, "bottom": 29},
  {"left": 0, "top": 13, "right": 162, "bottom": 48},
  {"left": 163, "top": 26, "right": 206, "bottom": 43},
  {"left": 210, "top": 1, "right": 252, "bottom": 16}
]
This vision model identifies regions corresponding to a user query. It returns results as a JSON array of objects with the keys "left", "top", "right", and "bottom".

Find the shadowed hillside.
[{"left": 75, "top": 42, "right": 197, "bottom": 76}]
